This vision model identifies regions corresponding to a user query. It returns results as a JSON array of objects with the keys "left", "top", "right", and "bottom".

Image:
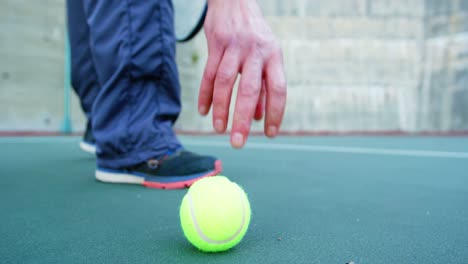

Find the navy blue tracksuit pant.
[{"left": 67, "top": 0, "right": 182, "bottom": 169}]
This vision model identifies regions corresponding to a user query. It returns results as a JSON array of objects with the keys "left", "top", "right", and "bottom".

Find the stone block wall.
[{"left": 0, "top": 0, "right": 466, "bottom": 132}]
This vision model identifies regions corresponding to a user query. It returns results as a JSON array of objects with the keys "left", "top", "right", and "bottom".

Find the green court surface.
[{"left": 1, "top": 136, "right": 467, "bottom": 264}]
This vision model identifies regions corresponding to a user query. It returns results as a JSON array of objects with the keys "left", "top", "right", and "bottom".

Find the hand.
[{"left": 198, "top": 0, "right": 287, "bottom": 148}]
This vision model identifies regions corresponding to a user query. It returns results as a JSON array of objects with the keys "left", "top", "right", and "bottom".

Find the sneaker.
[
  {"left": 79, "top": 121, "right": 96, "bottom": 154},
  {"left": 95, "top": 150, "right": 222, "bottom": 189}
]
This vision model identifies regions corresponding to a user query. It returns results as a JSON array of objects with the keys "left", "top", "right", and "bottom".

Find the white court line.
[
  {"left": 0, "top": 137, "right": 79, "bottom": 144},
  {"left": 183, "top": 140, "right": 468, "bottom": 159},
  {"left": 2, "top": 137, "right": 468, "bottom": 159}
]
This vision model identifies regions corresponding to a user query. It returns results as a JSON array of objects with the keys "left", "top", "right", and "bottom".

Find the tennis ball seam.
[{"left": 187, "top": 189, "right": 247, "bottom": 244}]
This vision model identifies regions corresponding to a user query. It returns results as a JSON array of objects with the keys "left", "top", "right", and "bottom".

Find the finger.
[
  {"left": 254, "top": 81, "right": 266, "bottom": 121},
  {"left": 212, "top": 48, "right": 240, "bottom": 133},
  {"left": 231, "top": 55, "right": 263, "bottom": 148},
  {"left": 264, "top": 53, "right": 287, "bottom": 138},
  {"left": 198, "top": 46, "right": 224, "bottom": 116}
]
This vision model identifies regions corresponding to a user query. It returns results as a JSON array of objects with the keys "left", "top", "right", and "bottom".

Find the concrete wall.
[
  {"left": 420, "top": 0, "right": 468, "bottom": 130},
  {"left": 0, "top": 0, "right": 66, "bottom": 131},
  {"left": 0, "top": 0, "right": 467, "bottom": 132}
]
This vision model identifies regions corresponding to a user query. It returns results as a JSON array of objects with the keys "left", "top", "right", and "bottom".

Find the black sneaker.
[
  {"left": 95, "top": 150, "right": 222, "bottom": 189},
  {"left": 79, "top": 121, "right": 96, "bottom": 154}
]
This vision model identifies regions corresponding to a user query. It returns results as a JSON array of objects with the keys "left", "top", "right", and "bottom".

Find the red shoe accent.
[{"left": 143, "top": 160, "right": 223, "bottom": 189}]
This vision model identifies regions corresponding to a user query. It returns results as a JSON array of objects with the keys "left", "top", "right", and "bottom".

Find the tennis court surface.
[{"left": 1, "top": 136, "right": 467, "bottom": 263}]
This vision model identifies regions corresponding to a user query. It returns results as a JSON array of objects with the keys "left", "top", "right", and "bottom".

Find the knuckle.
[
  {"left": 251, "top": 36, "right": 267, "bottom": 50},
  {"left": 249, "top": 32, "right": 262, "bottom": 45},
  {"left": 238, "top": 31, "right": 254, "bottom": 44},
  {"left": 241, "top": 83, "right": 261, "bottom": 97},
  {"left": 258, "top": 36, "right": 270, "bottom": 47},
  {"left": 213, "top": 30, "right": 230, "bottom": 43},
  {"left": 273, "top": 46, "right": 283, "bottom": 58},
  {"left": 216, "top": 69, "right": 235, "bottom": 84},
  {"left": 265, "top": 42, "right": 282, "bottom": 59},
  {"left": 249, "top": 45, "right": 263, "bottom": 59},
  {"left": 250, "top": 36, "right": 276, "bottom": 59},
  {"left": 271, "top": 81, "right": 287, "bottom": 96}
]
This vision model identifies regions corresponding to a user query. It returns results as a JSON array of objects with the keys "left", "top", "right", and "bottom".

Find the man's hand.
[{"left": 198, "top": 0, "right": 287, "bottom": 148}]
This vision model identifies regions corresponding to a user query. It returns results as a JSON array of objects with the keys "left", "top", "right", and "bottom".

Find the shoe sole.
[
  {"left": 95, "top": 160, "right": 222, "bottom": 189},
  {"left": 80, "top": 141, "right": 96, "bottom": 154}
]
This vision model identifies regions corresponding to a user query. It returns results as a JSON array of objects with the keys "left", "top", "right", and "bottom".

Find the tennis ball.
[{"left": 179, "top": 176, "right": 251, "bottom": 252}]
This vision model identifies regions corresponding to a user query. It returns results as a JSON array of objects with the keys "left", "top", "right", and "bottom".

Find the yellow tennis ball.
[{"left": 179, "top": 176, "right": 251, "bottom": 252}]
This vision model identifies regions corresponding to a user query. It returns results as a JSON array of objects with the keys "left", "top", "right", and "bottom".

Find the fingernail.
[
  {"left": 214, "top": 119, "right": 224, "bottom": 132},
  {"left": 267, "top": 126, "right": 277, "bottom": 137},
  {"left": 199, "top": 105, "right": 207, "bottom": 115},
  {"left": 232, "top": 133, "right": 244, "bottom": 148}
]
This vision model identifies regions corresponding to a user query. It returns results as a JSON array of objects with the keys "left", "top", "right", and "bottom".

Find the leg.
[
  {"left": 66, "top": 0, "right": 100, "bottom": 121},
  {"left": 79, "top": 0, "right": 221, "bottom": 188},
  {"left": 81, "top": 0, "right": 182, "bottom": 168},
  {"left": 67, "top": 0, "right": 99, "bottom": 153}
]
